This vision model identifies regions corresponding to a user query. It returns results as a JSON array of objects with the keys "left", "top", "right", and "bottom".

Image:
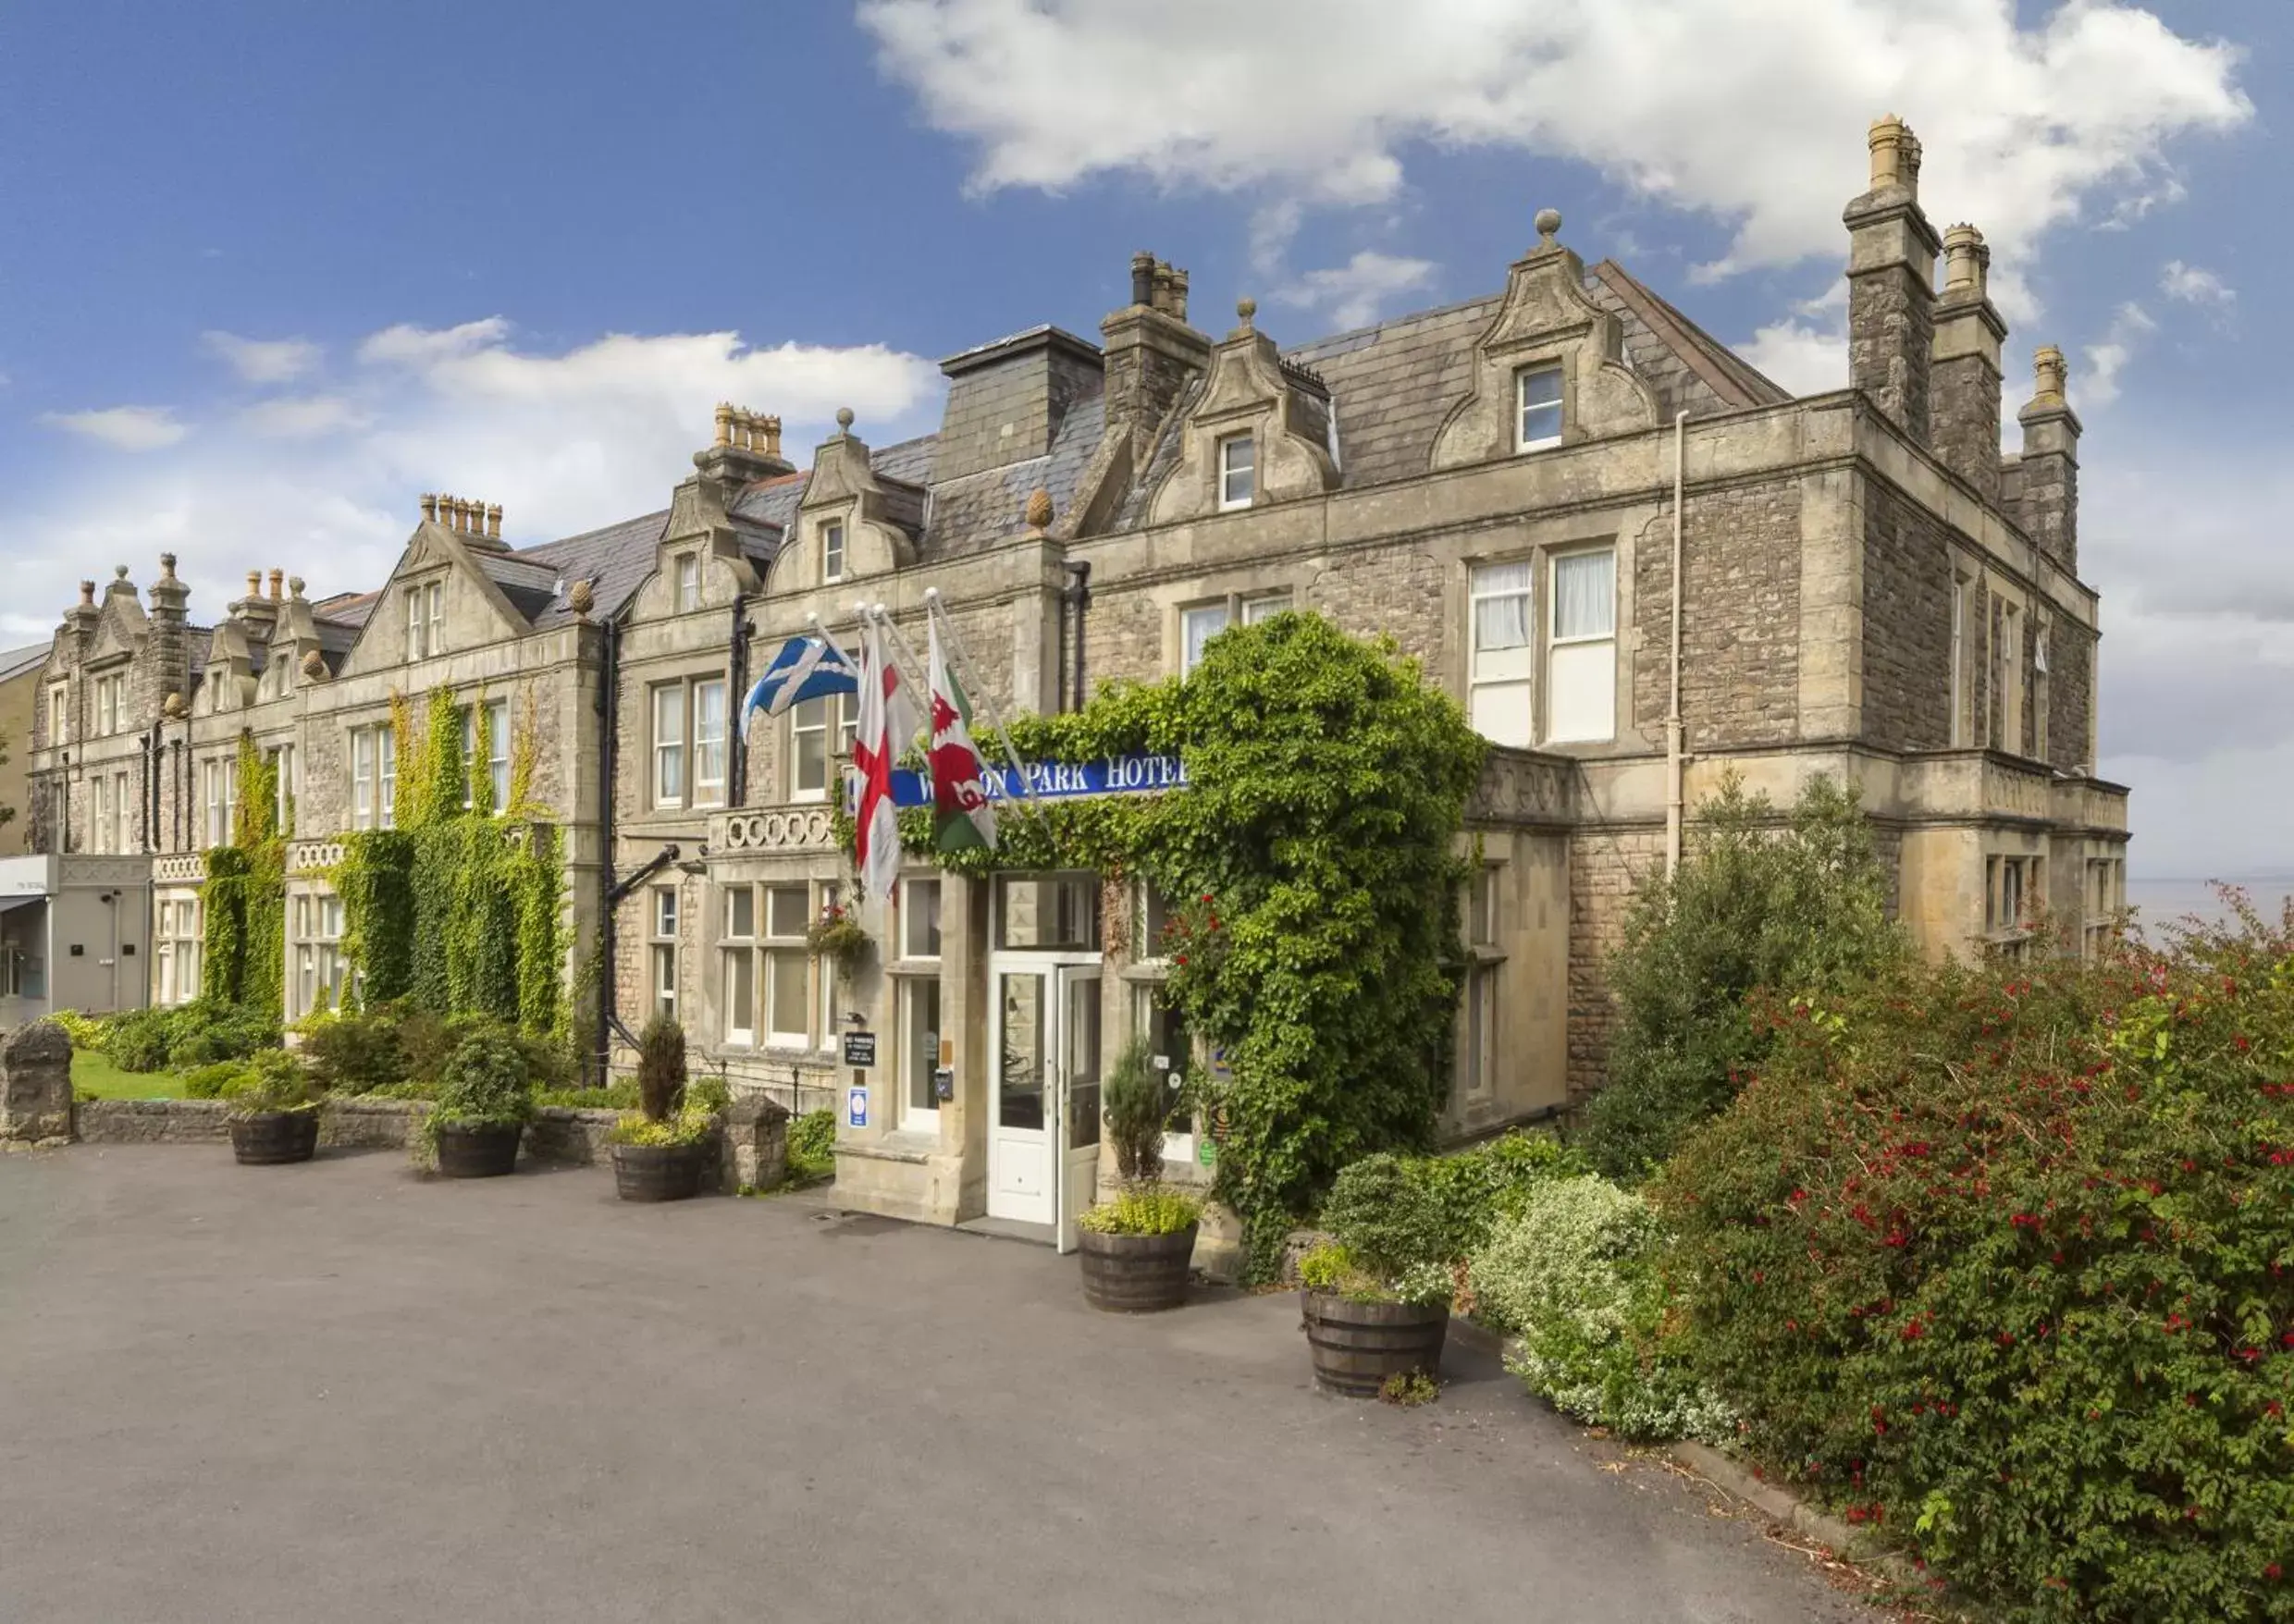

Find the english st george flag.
[{"left": 849, "top": 616, "right": 919, "bottom": 905}]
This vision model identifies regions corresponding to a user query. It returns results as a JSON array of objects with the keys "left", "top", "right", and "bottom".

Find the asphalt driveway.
[{"left": 0, "top": 1146, "right": 1874, "bottom": 1623}]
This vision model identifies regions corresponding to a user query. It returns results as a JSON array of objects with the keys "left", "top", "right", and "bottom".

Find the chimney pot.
[
  {"left": 487, "top": 503, "right": 502, "bottom": 539},
  {"left": 1867, "top": 114, "right": 1910, "bottom": 192},
  {"left": 714, "top": 403, "right": 734, "bottom": 448},
  {"left": 245, "top": 571, "right": 261, "bottom": 598},
  {"left": 761, "top": 414, "right": 782, "bottom": 458},
  {"left": 1130, "top": 251, "right": 1155, "bottom": 307},
  {"left": 2032, "top": 345, "right": 2067, "bottom": 406},
  {"left": 268, "top": 569, "right": 283, "bottom": 600},
  {"left": 79, "top": 580, "right": 96, "bottom": 607},
  {"left": 1942, "top": 224, "right": 1983, "bottom": 295},
  {"left": 421, "top": 492, "right": 438, "bottom": 523}
]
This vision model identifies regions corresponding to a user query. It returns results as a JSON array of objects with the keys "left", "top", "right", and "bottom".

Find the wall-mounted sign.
[
  {"left": 847, "top": 1086, "right": 870, "bottom": 1129},
  {"left": 885, "top": 752, "right": 1187, "bottom": 809},
  {"left": 843, "top": 1031, "right": 878, "bottom": 1067},
  {"left": 932, "top": 1067, "right": 955, "bottom": 1102}
]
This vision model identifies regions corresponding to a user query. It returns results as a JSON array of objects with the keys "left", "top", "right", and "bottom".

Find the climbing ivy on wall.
[
  {"left": 335, "top": 683, "right": 563, "bottom": 1035},
  {"left": 200, "top": 729, "right": 287, "bottom": 1016},
  {"left": 892, "top": 613, "right": 1487, "bottom": 1280}
]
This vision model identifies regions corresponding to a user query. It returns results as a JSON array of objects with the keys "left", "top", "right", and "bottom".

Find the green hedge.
[{"left": 1659, "top": 925, "right": 2294, "bottom": 1623}]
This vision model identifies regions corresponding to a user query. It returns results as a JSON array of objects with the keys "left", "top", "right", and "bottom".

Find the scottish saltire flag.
[
  {"left": 740, "top": 634, "right": 858, "bottom": 732},
  {"left": 926, "top": 617, "right": 996, "bottom": 854}
]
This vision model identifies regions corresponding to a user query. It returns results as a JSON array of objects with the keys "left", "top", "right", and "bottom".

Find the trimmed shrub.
[
  {"left": 183, "top": 1061, "right": 250, "bottom": 1100},
  {"left": 1659, "top": 920, "right": 2294, "bottom": 1624},
  {"left": 168, "top": 1002, "right": 278, "bottom": 1069},
  {"left": 1319, "top": 1132, "right": 1586, "bottom": 1278},
  {"left": 1579, "top": 775, "right": 1906, "bottom": 1182},
  {"left": 787, "top": 1108, "right": 836, "bottom": 1182},
  {"left": 1101, "top": 1036, "right": 1174, "bottom": 1183},
  {"left": 104, "top": 1007, "right": 178, "bottom": 1074},
  {"left": 635, "top": 1015, "right": 686, "bottom": 1122},
  {"left": 430, "top": 1031, "right": 535, "bottom": 1129},
  {"left": 1469, "top": 1175, "right": 1731, "bottom": 1443}
]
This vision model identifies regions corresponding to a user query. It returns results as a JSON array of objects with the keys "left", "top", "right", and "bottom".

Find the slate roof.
[
  {"left": 311, "top": 591, "right": 377, "bottom": 628},
  {"left": 513, "top": 510, "right": 670, "bottom": 627},
  {"left": 475, "top": 550, "right": 566, "bottom": 625},
  {"left": 0, "top": 642, "right": 49, "bottom": 683},
  {"left": 1285, "top": 294, "right": 1502, "bottom": 490}
]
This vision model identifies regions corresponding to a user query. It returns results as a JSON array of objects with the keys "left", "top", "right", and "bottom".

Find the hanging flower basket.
[{"left": 807, "top": 902, "right": 872, "bottom": 978}]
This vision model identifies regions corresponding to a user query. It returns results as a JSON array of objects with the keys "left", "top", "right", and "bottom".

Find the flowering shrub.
[
  {"left": 1318, "top": 1133, "right": 1587, "bottom": 1280},
  {"left": 1469, "top": 1175, "right": 1733, "bottom": 1443},
  {"left": 1659, "top": 912, "right": 2294, "bottom": 1623}
]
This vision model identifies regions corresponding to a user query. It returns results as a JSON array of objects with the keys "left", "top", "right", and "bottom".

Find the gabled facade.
[{"left": 19, "top": 116, "right": 2128, "bottom": 1257}]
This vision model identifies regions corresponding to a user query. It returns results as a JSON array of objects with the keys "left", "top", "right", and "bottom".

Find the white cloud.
[
  {"left": 1735, "top": 320, "right": 1848, "bottom": 396},
  {"left": 239, "top": 395, "right": 370, "bottom": 439},
  {"left": 2081, "top": 301, "right": 2155, "bottom": 407},
  {"left": 2160, "top": 259, "right": 2234, "bottom": 307},
  {"left": 38, "top": 406, "right": 190, "bottom": 451},
  {"left": 201, "top": 330, "right": 322, "bottom": 385},
  {"left": 862, "top": 0, "right": 2250, "bottom": 282},
  {"left": 0, "top": 318, "right": 943, "bottom": 646},
  {"left": 356, "top": 317, "right": 511, "bottom": 368},
  {"left": 1273, "top": 251, "right": 1437, "bottom": 330}
]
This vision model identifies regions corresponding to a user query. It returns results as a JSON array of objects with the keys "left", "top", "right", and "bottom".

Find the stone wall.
[
  {"left": 1860, "top": 479, "right": 1955, "bottom": 752},
  {"left": 75, "top": 1098, "right": 232, "bottom": 1142},
  {"left": 1, "top": 1020, "right": 74, "bottom": 1143},
  {"left": 1308, "top": 545, "right": 1446, "bottom": 672},
  {"left": 1632, "top": 479, "right": 1803, "bottom": 749},
  {"left": 2049, "top": 622, "right": 2094, "bottom": 773},
  {"left": 1565, "top": 825, "right": 1664, "bottom": 1101}
]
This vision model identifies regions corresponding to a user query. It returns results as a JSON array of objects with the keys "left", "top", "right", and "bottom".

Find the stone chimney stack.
[
  {"left": 147, "top": 552, "right": 190, "bottom": 720},
  {"left": 232, "top": 568, "right": 280, "bottom": 642},
  {"left": 1844, "top": 115, "right": 1941, "bottom": 445},
  {"left": 2015, "top": 345, "right": 2081, "bottom": 572},
  {"left": 692, "top": 402, "right": 794, "bottom": 488},
  {"left": 1102, "top": 250, "right": 1210, "bottom": 481},
  {"left": 1929, "top": 223, "right": 2007, "bottom": 503}
]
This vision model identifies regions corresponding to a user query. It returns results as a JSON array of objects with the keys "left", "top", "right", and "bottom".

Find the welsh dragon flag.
[{"left": 926, "top": 617, "right": 997, "bottom": 854}]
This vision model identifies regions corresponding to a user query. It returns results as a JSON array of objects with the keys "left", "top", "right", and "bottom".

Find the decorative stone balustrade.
[{"left": 711, "top": 807, "right": 837, "bottom": 854}]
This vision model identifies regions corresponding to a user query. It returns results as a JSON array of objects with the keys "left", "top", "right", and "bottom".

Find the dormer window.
[
  {"left": 1217, "top": 434, "right": 1255, "bottom": 511},
  {"left": 822, "top": 521, "right": 846, "bottom": 584},
  {"left": 674, "top": 552, "right": 700, "bottom": 613},
  {"left": 1515, "top": 365, "right": 1562, "bottom": 451},
  {"left": 405, "top": 580, "right": 444, "bottom": 661}
]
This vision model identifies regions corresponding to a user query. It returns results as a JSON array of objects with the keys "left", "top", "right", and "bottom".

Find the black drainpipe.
[
  {"left": 727, "top": 591, "right": 751, "bottom": 805},
  {"left": 1054, "top": 587, "right": 1068, "bottom": 715},
  {"left": 142, "top": 722, "right": 160, "bottom": 853},
  {"left": 1063, "top": 561, "right": 1092, "bottom": 712},
  {"left": 594, "top": 616, "right": 621, "bottom": 1084}
]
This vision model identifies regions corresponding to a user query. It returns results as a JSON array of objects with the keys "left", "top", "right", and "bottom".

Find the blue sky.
[{"left": 0, "top": 1, "right": 2283, "bottom": 877}]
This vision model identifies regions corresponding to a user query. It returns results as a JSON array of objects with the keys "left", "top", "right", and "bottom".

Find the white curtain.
[
  {"left": 1552, "top": 550, "right": 1614, "bottom": 638},
  {"left": 1183, "top": 605, "right": 1229, "bottom": 671},
  {"left": 1471, "top": 562, "right": 1532, "bottom": 653}
]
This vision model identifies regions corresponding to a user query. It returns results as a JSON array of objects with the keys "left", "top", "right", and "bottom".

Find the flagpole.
[{"left": 921, "top": 588, "right": 1038, "bottom": 804}]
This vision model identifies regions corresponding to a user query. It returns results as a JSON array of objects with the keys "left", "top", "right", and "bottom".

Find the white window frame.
[
  {"left": 1949, "top": 569, "right": 1974, "bottom": 748},
  {"left": 2033, "top": 621, "right": 2052, "bottom": 764},
  {"left": 91, "top": 776, "right": 110, "bottom": 854},
  {"left": 651, "top": 683, "right": 687, "bottom": 808},
  {"left": 674, "top": 552, "right": 700, "bottom": 614},
  {"left": 721, "top": 884, "right": 757, "bottom": 1046},
  {"left": 351, "top": 731, "right": 375, "bottom": 830},
  {"left": 484, "top": 697, "right": 510, "bottom": 813},
  {"left": 113, "top": 769, "right": 131, "bottom": 853},
  {"left": 898, "top": 973, "right": 943, "bottom": 1132},
  {"left": 1217, "top": 433, "right": 1255, "bottom": 511},
  {"left": 1467, "top": 560, "right": 1535, "bottom": 747},
  {"left": 1240, "top": 591, "right": 1290, "bottom": 626},
  {"left": 1515, "top": 363, "right": 1563, "bottom": 451},
  {"left": 273, "top": 745, "right": 294, "bottom": 837},
  {"left": 693, "top": 678, "right": 728, "bottom": 808},
  {"left": 764, "top": 883, "right": 812, "bottom": 1048},
  {"left": 822, "top": 520, "right": 846, "bottom": 584},
  {"left": 651, "top": 885, "right": 680, "bottom": 1022},
  {"left": 46, "top": 684, "right": 67, "bottom": 746},
  {"left": 290, "top": 891, "right": 347, "bottom": 1019},
  {"left": 376, "top": 726, "right": 397, "bottom": 830},
  {"left": 899, "top": 877, "right": 943, "bottom": 963},
  {"left": 406, "top": 579, "right": 444, "bottom": 661},
  {"left": 790, "top": 693, "right": 855, "bottom": 804},
  {"left": 1545, "top": 546, "right": 1616, "bottom": 744},
  {"left": 1179, "top": 602, "right": 1230, "bottom": 677}
]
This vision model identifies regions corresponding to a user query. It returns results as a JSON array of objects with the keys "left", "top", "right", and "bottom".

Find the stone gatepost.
[
  {"left": 0, "top": 1020, "right": 75, "bottom": 1147},
  {"left": 722, "top": 1092, "right": 791, "bottom": 1193}
]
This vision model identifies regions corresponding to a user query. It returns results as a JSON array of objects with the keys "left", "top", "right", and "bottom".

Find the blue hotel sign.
[{"left": 887, "top": 753, "right": 1187, "bottom": 809}]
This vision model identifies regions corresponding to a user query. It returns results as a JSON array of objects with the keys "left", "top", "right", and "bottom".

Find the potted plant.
[
  {"left": 1297, "top": 1154, "right": 1457, "bottom": 1396},
  {"left": 805, "top": 899, "right": 871, "bottom": 981},
  {"left": 422, "top": 1029, "right": 535, "bottom": 1178},
  {"left": 608, "top": 1016, "right": 722, "bottom": 1201},
  {"left": 226, "top": 1050, "right": 324, "bottom": 1166},
  {"left": 1075, "top": 1037, "right": 1201, "bottom": 1311}
]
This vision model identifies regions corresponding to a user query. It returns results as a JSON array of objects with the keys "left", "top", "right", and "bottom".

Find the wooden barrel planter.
[
  {"left": 435, "top": 1122, "right": 522, "bottom": 1179},
  {"left": 229, "top": 1110, "right": 319, "bottom": 1166},
  {"left": 1078, "top": 1224, "right": 1197, "bottom": 1312},
  {"left": 611, "top": 1138, "right": 714, "bottom": 1203},
  {"left": 1301, "top": 1291, "right": 1449, "bottom": 1397}
]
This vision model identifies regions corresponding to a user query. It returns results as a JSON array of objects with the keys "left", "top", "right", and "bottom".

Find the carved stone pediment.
[
  {"left": 1431, "top": 220, "right": 1659, "bottom": 472},
  {"left": 1147, "top": 303, "right": 1338, "bottom": 525}
]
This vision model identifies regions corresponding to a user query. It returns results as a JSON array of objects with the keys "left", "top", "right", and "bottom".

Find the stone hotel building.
[{"left": 18, "top": 117, "right": 2128, "bottom": 1247}]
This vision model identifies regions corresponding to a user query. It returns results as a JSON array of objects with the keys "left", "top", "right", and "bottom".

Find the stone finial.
[
  {"left": 421, "top": 492, "right": 439, "bottom": 524},
  {"left": 1024, "top": 487, "right": 1054, "bottom": 533},
  {"left": 79, "top": 580, "right": 95, "bottom": 606},
  {"left": 714, "top": 402, "right": 735, "bottom": 447},
  {"left": 834, "top": 406, "right": 855, "bottom": 434},
  {"left": 2031, "top": 345, "right": 2068, "bottom": 407},
  {"left": 300, "top": 648, "right": 326, "bottom": 681},
  {"left": 267, "top": 569, "right": 283, "bottom": 600},
  {"left": 1535, "top": 206, "right": 1562, "bottom": 246},
  {"left": 114, "top": 564, "right": 130, "bottom": 582},
  {"left": 1941, "top": 224, "right": 1984, "bottom": 296},
  {"left": 163, "top": 690, "right": 186, "bottom": 719},
  {"left": 1234, "top": 296, "right": 1256, "bottom": 336},
  {"left": 289, "top": 575, "right": 305, "bottom": 599},
  {"left": 486, "top": 503, "right": 502, "bottom": 539},
  {"left": 159, "top": 552, "right": 178, "bottom": 581},
  {"left": 566, "top": 577, "right": 595, "bottom": 620}
]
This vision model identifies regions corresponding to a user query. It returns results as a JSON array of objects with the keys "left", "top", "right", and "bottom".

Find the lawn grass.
[{"left": 70, "top": 1049, "right": 187, "bottom": 1101}]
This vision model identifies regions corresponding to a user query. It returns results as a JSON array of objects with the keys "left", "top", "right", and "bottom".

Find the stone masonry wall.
[
  {"left": 1860, "top": 480, "right": 1955, "bottom": 753},
  {"left": 1308, "top": 546, "right": 1447, "bottom": 672},
  {"left": 1633, "top": 480, "right": 1803, "bottom": 749},
  {"left": 2049, "top": 622, "right": 2094, "bottom": 773},
  {"left": 1566, "top": 825, "right": 1664, "bottom": 1102}
]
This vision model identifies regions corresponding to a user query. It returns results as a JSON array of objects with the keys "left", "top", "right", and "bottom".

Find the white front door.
[
  {"left": 1054, "top": 966, "right": 1103, "bottom": 1254},
  {"left": 987, "top": 963, "right": 1102, "bottom": 1229}
]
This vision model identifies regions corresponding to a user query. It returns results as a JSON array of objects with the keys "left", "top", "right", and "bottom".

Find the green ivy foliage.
[
  {"left": 332, "top": 684, "right": 561, "bottom": 1036},
  {"left": 893, "top": 613, "right": 1486, "bottom": 1279},
  {"left": 198, "top": 730, "right": 287, "bottom": 1017}
]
